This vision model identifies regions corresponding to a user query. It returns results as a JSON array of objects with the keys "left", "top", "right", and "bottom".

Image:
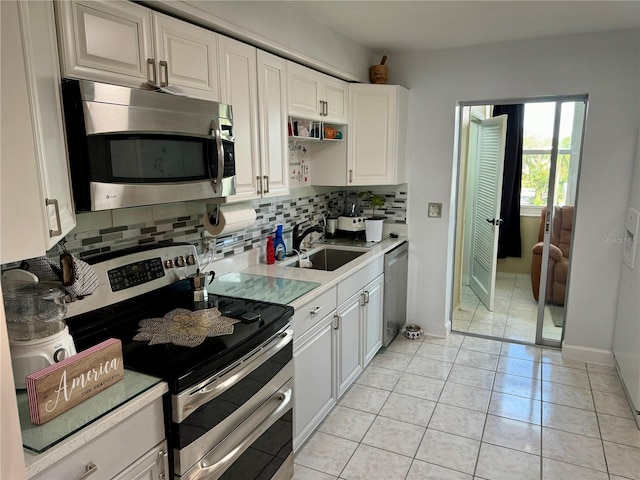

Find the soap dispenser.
[{"left": 273, "top": 224, "right": 286, "bottom": 260}]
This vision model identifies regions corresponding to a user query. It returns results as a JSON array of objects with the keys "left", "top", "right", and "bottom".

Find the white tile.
[
  {"left": 186, "top": 201, "right": 207, "bottom": 215},
  {"left": 427, "top": 403, "right": 487, "bottom": 441},
  {"left": 493, "top": 372, "right": 542, "bottom": 400},
  {"left": 423, "top": 333, "right": 465, "bottom": 348},
  {"left": 415, "top": 343, "right": 460, "bottom": 363},
  {"left": 466, "top": 322, "right": 506, "bottom": 337},
  {"left": 293, "top": 464, "right": 338, "bottom": 480},
  {"left": 405, "top": 356, "right": 453, "bottom": 380},
  {"left": 475, "top": 443, "right": 540, "bottom": 480},
  {"left": 541, "top": 402, "right": 600, "bottom": 438},
  {"left": 74, "top": 211, "right": 113, "bottom": 232},
  {"left": 541, "top": 348, "right": 586, "bottom": 370},
  {"left": 598, "top": 413, "right": 640, "bottom": 448},
  {"left": 406, "top": 460, "right": 472, "bottom": 480},
  {"left": 541, "top": 427, "right": 607, "bottom": 472},
  {"left": 541, "top": 458, "right": 609, "bottom": 480},
  {"left": 483, "top": 414, "right": 542, "bottom": 455},
  {"left": 454, "top": 349, "right": 499, "bottom": 371},
  {"left": 338, "top": 384, "right": 390, "bottom": 414},
  {"left": 603, "top": 441, "right": 640, "bottom": 480},
  {"left": 294, "top": 431, "right": 358, "bottom": 476},
  {"left": 541, "top": 381, "right": 594, "bottom": 410},
  {"left": 500, "top": 343, "right": 542, "bottom": 362},
  {"left": 356, "top": 365, "right": 402, "bottom": 391},
  {"left": 588, "top": 371, "right": 625, "bottom": 395},
  {"left": 447, "top": 364, "right": 496, "bottom": 390},
  {"left": 415, "top": 429, "right": 480, "bottom": 475},
  {"left": 386, "top": 337, "right": 422, "bottom": 355},
  {"left": 317, "top": 405, "right": 376, "bottom": 442},
  {"left": 497, "top": 356, "right": 542, "bottom": 379},
  {"left": 341, "top": 444, "right": 412, "bottom": 480},
  {"left": 542, "top": 364, "right": 590, "bottom": 389},
  {"left": 439, "top": 382, "right": 491, "bottom": 412},
  {"left": 488, "top": 392, "right": 542, "bottom": 424},
  {"left": 586, "top": 362, "right": 617, "bottom": 376},
  {"left": 461, "top": 336, "right": 502, "bottom": 355},
  {"left": 592, "top": 390, "right": 635, "bottom": 419},
  {"left": 394, "top": 373, "right": 445, "bottom": 401},
  {"left": 369, "top": 350, "right": 413, "bottom": 372},
  {"left": 152, "top": 202, "right": 188, "bottom": 220},
  {"left": 362, "top": 416, "right": 426, "bottom": 457},
  {"left": 378, "top": 392, "right": 436, "bottom": 427}
]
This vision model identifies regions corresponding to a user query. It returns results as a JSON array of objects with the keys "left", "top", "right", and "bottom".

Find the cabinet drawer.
[
  {"left": 293, "top": 286, "right": 337, "bottom": 339},
  {"left": 32, "top": 398, "right": 165, "bottom": 480},
  {"left": 338, "top": 257, "right": 384, "bottom": 306}
]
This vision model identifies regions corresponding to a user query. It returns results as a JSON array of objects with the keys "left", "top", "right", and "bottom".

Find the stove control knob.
[
  {"left": 175, "top": 256, "right": 186, "bottom": 267},
  {"left": 186, "top": 254, "right": 196, "bottom": 266},
  {"left": 165, "top": 259, "right": 174, "bottom": 269},
  {"left": 53, "top": 348, "right": 69, "bottom": 363}
]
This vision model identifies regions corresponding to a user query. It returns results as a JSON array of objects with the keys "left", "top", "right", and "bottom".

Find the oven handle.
[
  {"left": 185, "top": 386, "right": 292, "bottom": 480},
  {"left": 176, "top": 327, "right": 293, "bottom": 423}
]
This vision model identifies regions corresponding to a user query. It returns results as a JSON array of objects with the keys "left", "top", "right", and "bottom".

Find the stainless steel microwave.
[{"left": 61, "top": 79, "right": 236, "bottom": 212}]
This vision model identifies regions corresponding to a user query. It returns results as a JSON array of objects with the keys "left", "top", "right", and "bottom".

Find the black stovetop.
[{"left": 65, "top": 279, "right": 294, "bottom": 393}]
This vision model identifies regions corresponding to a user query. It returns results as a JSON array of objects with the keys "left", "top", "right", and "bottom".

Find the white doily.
[{"left": 133, "top": 308, "right": 239, "bottom": 347}]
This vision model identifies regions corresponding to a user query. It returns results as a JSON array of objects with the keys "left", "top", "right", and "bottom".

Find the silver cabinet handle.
[
  {"left": 349, "top": 169, "right": 353, "bottom": 183},
  {"left": 323, "top": 100, "right": 328, "bottom": 116},
  {"left": 256, "top": 175, "right": 263, "bottom": 194},
  {"left": 158, "top": 449, "right": 169, "bottom": 480},
  {"left": 146, "top": 58, "right": 157, "bottom": 85},
  {"left": 364, "top": 290, "right": 370, "bottom": 304},
  {"left": 74, "top": 462, "right": 97, "bottom": 480},
  {"left": 333, "top": 314, "right": 340, "bottom": 330},
  {"left": 159, "top": 60, "right": 168, "bottom": 87},
  {"left": 309, "top": 305, "right": 323, "bottom": 316},
  {"left": 360, "top": 291, "right": 366, "bottom": 306},
  {"left": 263, "top": 175, "right": 269, "bottom": 193},
  {"left": 319, "top": 100, "right": 324, "bottom": 116},
  {"left": 45, "top": 198, "right": 62, "bottom": 237}
]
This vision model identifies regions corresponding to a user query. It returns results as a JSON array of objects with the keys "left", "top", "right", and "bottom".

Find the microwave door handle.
[{"left": 210, "top": 120, "right": 224, "bottom": 193}]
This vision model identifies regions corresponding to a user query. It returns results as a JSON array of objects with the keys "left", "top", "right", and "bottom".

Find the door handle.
[
  {"left": 146, "top": 58, "right": 157, "bottom": 85},
  {"left": 45, "top": 198, "right": 62, "bottom": 237},
  {"left": 485, "top": 218, "right": 503, "bottom": 226},
  {"left": 159, "top": 60, "right": 169, "bottom": 87}
]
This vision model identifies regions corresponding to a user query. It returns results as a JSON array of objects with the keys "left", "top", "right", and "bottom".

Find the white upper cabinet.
[
  {"left": 348, "top": 84, "right": 409, "bottom": 186},
  {"left": 152, "top": 12, "right": 219, "bottom": 99},
  {"left": 1, "top": 0, "right": 76, "bottom": 264},
  {"left": 288, "top": 62, "right": 348, "bottom": 124},
  {"left": 256, "top": 51, "right": 289, "bottom": 198},
  {"left": 55, "top": 0, "right": 154, "bottom": 87},
  {"left": 219, "top": 36, "right": 260, "bottom": 201},
  {"left": 56, "top": 1, "right": 220, "bottom": 100}
]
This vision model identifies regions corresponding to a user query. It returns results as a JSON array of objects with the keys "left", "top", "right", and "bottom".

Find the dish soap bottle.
[
  {"left": 273, "top": 224, "right": 286, "bottom": 260},
  {"left": 266, "top": 236, "right": 275, "bottom": 264}
]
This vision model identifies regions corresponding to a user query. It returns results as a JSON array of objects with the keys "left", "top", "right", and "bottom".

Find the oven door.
[{"left": 173, "top": 326, "right": 293, "bottom": 480}]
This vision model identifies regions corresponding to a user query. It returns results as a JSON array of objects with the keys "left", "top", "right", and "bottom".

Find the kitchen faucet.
[{"left": 292, "top": 221, "right": 323, "bottom": 252}]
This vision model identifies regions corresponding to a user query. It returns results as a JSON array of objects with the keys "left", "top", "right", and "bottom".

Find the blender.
[{"left": 2, "top": 271, "right": 76, "bottom": 389}]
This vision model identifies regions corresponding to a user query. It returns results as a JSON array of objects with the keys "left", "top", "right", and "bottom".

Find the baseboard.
[{"left": 562, "top": 342, "right": 614, "bottom": 365}]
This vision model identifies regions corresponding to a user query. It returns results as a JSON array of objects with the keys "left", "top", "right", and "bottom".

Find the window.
[{"left": 520, "top": 101, "right": 584, "bottom": 215}]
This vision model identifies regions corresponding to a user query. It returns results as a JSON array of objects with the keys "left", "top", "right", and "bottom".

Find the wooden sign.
[{"left": 26, "top": 338, "right": 124, "bottom": 425}]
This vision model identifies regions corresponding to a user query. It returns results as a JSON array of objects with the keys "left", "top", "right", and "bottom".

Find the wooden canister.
[{"left": 370, "top": 64, "right": 388, "bottom": 84}]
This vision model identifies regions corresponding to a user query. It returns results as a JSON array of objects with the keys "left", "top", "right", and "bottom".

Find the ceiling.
[{"left": 288, "top": 1, "right": 640, "bottom": 54}]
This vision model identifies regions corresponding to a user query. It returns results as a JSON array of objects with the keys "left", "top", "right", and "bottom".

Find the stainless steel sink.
[{"left": 289, "top": 248, "right": 365, "bottom": 271}]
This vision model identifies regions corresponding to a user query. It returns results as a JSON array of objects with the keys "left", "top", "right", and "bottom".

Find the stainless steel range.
[{"left": 65, "top": 244, "right": 294, "bottom": 480}]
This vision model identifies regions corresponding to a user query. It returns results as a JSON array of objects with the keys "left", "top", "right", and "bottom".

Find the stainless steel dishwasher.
[{"left": 383, "top": 241, "right": 408, "bottom": 347}]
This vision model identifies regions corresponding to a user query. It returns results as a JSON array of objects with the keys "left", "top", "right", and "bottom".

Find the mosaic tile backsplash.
[{"left": 2, "top": 186, "right": 407, "bottom": 267}]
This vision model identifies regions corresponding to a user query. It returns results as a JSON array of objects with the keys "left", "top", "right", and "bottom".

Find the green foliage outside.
[{"left": 521, "top": 135, "right": 571, "bottom": 206}]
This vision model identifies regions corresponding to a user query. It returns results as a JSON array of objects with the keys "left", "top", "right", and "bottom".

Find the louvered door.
[{"left": 469, "top": 115, "right": 508, "bottom": 311}]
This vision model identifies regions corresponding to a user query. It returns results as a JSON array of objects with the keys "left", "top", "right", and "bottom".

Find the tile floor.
[
  {"left": 453, "top": 273, "right": 563, "bottom": 343},
  {"left": 293, "top": 333, "right": 640, "bottom": 480}
]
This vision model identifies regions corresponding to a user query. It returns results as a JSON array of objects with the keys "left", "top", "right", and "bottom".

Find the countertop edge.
[{"left": 24, "top": 381, "right": 168, "bottom": 477}]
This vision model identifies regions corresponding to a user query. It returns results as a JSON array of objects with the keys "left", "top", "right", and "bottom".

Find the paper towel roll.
[{"left": 203, "top": 204, "right": 257, "bottom": 236}]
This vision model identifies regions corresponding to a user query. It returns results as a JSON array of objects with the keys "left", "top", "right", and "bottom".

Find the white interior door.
[{"left": 469, "top": 115, "right": 508, "bottom": 311}]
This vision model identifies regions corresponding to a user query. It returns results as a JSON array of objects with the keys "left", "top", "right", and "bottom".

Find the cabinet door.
[
  {"left": 322, "top": 77, "right": 349, "bottom": 124},
  {"left": 293, "top": 317, "right": 335, "bottom": 451},
  {"left": 288, "top": 62, "right": 322, "bottom": 121},
  {"left": 219, "top": 36, "right": 260, "bottom": 202},
  {"left": 363, "top": 275, "right": 384, "bottom": 366},
  {"left": 55, "top": 0, "right": 154, "bottom": 88},
  {"left": 1, "top": 0, "right": 76, "bottom": 263},
  {"left": 112, "top": 441, "right": 169, "bottom": 480},
  {"left": 257, "top": 50, "right": 289, "bottom": 198},
  {"left": 348, "top": 85, "right": 397, "bottom": 185},
  {"left": 153, "top": 12, "right": 220, "bottom": 100},
  {"left": 336, "top": 293, "right": 363, "bottom": 398}
]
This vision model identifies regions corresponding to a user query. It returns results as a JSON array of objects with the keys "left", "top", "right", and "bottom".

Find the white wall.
[
  {"left": 152, "top": 0, "right": 378, "bottom": 82},
  {"left": 392, "top": 29, "right": 639, "bottom": 360}
]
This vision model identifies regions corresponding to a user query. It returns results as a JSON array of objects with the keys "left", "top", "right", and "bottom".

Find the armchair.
[{"left": 531, "top": 205, "right": 574, "bottom": 305}]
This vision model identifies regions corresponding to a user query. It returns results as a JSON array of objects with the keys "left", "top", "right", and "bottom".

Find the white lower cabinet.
[
  {"left": 32, "top": 398, "right": 166, "bottom": 480},
  {"left": 335, "top": 291, "right": 363, "bottom": 398},
  {"left": 293, "top": 313, "right": 336, "bottom": 451}
]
